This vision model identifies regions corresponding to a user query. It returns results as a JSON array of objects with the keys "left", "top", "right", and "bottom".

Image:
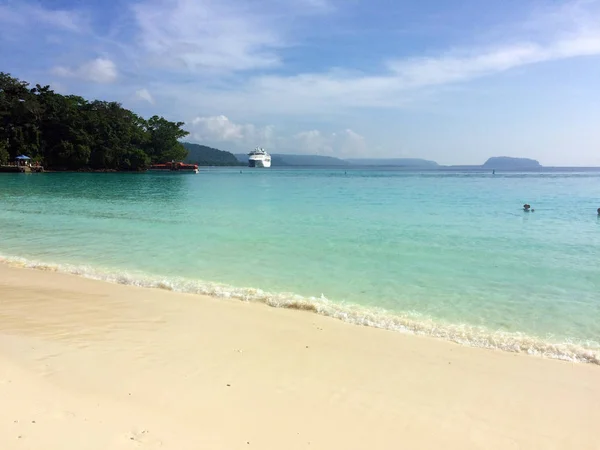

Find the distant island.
[
  {"left": 183, "top": 143, "right": 243, "bottom": 166},
  {"left": 482, "top": 157, "right": 542, "bottom": 170}
]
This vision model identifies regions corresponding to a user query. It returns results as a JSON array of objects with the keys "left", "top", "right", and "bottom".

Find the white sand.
[{"left": 1, "top": 264, "right": 599, "bottom": 449}]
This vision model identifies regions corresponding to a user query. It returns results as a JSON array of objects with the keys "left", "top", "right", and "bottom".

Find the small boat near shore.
[{"left": 148, "top": 161, "right": 199, "bottom": 174}]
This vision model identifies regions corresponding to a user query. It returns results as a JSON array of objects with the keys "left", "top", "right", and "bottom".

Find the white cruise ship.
[{"left": 248, "top": 147, "right": 271, "bottom": 168}]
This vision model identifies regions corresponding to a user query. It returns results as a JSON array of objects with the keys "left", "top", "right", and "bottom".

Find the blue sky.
[{"left": 1, "top": 0, "right": 600, "bottom": 165}]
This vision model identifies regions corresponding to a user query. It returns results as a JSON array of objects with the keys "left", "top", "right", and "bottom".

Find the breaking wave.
[{"left": 1, "top": 254, "right": 598, "bottom": 365}]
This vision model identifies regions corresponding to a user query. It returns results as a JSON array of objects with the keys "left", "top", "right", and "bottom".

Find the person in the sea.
[
  {"left": 597, "top": 207, "right": 600, "bottom": 216},
  {"left": 523, "top": 204, "right": 535, "bottom": 212}
]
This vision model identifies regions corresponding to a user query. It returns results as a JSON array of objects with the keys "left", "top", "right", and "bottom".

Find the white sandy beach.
[{"left": 1, "top": 263, "right": 599, "bottom": 449}]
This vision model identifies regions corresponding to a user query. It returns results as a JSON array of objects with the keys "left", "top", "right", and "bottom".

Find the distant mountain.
[
  {"left": 483, "top": 157, "right": 542, "bottom": 169},
  {"left": 346, "top": 158, "right": 438, "bottom": 167},
  {"left": 276, "top": 154, "right": 349, "bottom": 166},
  {"left": 183, "top": 143, "right": 242, "bottom": 166},
  {"left": 235, "top": 153, "right": 349, "bottom": 166},
  {"left": 230, "top": 152, "right": 544, "bottom": 169}
]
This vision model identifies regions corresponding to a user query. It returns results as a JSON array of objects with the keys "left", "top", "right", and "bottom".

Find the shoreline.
[
  {"left": 1, "top": 263, "right": 599, "bottom": 449},
  {"left": 0, "top": 165, "right": 244, "bottom": 174},
  {"left": 1, "top": 255, "right": 598, "bottom": 365}
]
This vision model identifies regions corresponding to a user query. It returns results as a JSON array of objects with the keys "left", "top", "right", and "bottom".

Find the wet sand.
[{"left": 1, "top": 264, "right": 599, "bottom": 449}]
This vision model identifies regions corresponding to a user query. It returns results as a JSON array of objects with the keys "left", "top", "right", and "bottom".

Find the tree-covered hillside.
[
  {"left": 0, "top": 72, "right": 188, "bottom": 170},
  {"left": 183, "top": 142, "right": 242, "bottom": 166}
]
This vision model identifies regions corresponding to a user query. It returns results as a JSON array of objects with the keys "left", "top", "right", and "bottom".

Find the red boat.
[{"left": 148, "top": 161, "right": 199, "bottom": 174}]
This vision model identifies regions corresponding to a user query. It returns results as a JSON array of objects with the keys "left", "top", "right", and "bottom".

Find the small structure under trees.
[{"left": 0, "top": 72, "right": 189, "bottom": 171}]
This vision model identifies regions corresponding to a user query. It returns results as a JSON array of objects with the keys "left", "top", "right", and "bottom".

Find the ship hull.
[{"left": 248, "top": 159, "right": 271, "bottom": 168}]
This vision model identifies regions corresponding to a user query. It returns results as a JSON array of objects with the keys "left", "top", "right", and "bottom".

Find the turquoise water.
[{"left": 1, "top": 169, "right": 599, "bottom": 363}]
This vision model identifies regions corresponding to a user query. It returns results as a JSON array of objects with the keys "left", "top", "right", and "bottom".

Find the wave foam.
[{"left": 1, "top": 254, "right": 598, "bottom": 365}]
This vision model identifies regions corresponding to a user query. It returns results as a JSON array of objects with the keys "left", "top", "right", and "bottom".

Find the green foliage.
[
  {"left": 0, "top": 72, "right": 189, "bottom": 171},
  {"left": 120, "top": 148, "right": 150, "bottom": 171},
  {"left": 0, "top": 139, "right": 9, "bottom": 164},
  {"left": 182, "top": 142, "right": 242, "bottom": 166},
  {"left": 146, "top": 116, "right": 189, "bottom": 163}
]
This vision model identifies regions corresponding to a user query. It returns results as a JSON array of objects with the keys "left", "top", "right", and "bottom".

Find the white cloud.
[
  {"left": 168, "top": 24, "right": 600, "bottom": 117},
  {"left": 33, "top": 8, "right": 84, "bottom": 32},
  {"left": 386, "top": 35, "right": 600, "bottom": 89},
  {"left": 135, "top": 88, "right": 155, "bottom": 104},
  {"left": 260, "top": 28, "right": 600, "bottom": 108},
  {"left": 131, "top": 0, "right": 282, "bottom": 72},
  {"left": 296, "top": 0, "right": 334, "bottom": 13},
  {"left": 293, "top": 129, "right": 367, "bottom": 157},
  {"left": 187, "top": 115, "right": 365, "bottom": 156},
  {"left": 190, "top": 115, "right": 245, "bottom": 141},
  {"left": 293, "top": 130, "right": 334, "bottom": 155},
  {"left": 0, "top": 2, "right": 85, "bottom": 32},
  {"left": 189, "top": 115, "right": 274, "bottom": 146},
  {"left": 143, "top": 0, "right": 600, "bottom": 117},
  {"left": 48, "top": 80, "right": 68, "bottom": 94},
  {"left": 341, "top": 129, "right": 367, "bottom": 156},
  {"left": 52, "top": 58, "right": 118, "bottom": 84}
]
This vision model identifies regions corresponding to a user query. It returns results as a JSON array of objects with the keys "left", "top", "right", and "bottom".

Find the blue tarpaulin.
[{"left": 15, "top": 155, "right": 31, "bottom": 160}]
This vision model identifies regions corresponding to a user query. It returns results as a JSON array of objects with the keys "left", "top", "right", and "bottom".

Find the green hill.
[{"left": 183, "top": 142, "right": 242, "bottom": 166}]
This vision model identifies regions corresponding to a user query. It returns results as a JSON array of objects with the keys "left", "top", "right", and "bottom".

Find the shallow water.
[{"left": 1, "top": 168, "right": 599, "bottom": 363}]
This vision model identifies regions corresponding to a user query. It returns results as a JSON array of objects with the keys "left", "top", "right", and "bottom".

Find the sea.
[{"left": 1, "top": 168, "right": 599, "bottom": 363}]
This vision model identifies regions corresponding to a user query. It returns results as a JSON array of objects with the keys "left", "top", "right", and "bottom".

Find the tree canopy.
[{"left": 0, "top": 72, "right": 189, "bottom": 170}]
